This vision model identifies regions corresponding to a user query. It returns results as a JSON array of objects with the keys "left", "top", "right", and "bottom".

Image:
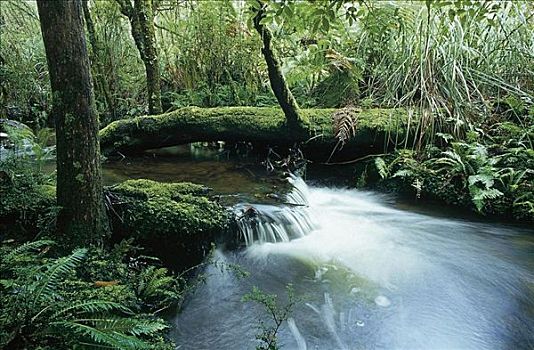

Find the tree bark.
[
  {"left": 82, "top": 0, "right": 117, "bottom": 120},
  {"left": 37, "top": 0, "right": 108, "bottom": 246},
  {"left": 116, "top": 0, "right": 162, "bottom": 115},
  {"left": 253, "top": 1, "right": 304, "bottom": 128},
  {"left": 99, "top": 106, "right": 407, "bottom": 157}
]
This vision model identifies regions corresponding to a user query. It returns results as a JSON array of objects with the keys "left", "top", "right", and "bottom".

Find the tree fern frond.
[{"left": 332, "top": 107, "right": 360, "bottom": 148}]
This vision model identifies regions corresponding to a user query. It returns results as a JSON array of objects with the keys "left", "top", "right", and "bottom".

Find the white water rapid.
[{"left": 172, "top": 177, "right": 534, "bottom": 349}]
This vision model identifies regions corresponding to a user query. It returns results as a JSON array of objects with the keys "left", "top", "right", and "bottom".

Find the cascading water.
[
  {"left": 172, "top": 177, "right": 534, "bottom": 350},
  {"left": 235, "top": 175, "right": 317, "bottom": 246}
]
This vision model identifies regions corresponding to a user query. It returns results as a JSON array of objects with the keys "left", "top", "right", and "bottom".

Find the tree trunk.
[
  {"left": 116, "top": 0, "right": 162, "bottom": 115},
  {"left": 253, "top": 1, "right": 304, "bottom": 128},
  {"left": 37, "top": 0, "right": 108, "bottom": 246},
  {"left": 99, "top": 106, "right": 408, "bottom": 158},
  {"left": 82, "top": 0, "right": 117, "bottom": 121}
]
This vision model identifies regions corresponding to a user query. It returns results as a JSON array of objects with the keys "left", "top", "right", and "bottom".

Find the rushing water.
[
  {"left": 41, "top": 145, "right": 534, "bottom": 348},
  {"left": 171, "top": 175, "right": 534, "bottom": 350}
]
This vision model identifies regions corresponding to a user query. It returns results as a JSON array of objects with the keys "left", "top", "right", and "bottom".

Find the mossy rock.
[
  {"left": 112, "top": 178, "right": 209, "bottom": 200},
  {"left": 110, "top": 179, "right": 229, "bottom": 268}
]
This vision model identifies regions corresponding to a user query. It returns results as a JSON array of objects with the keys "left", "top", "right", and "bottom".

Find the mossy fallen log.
[{"left": 100, "top": 107, "right": 408, "bottom": 155}]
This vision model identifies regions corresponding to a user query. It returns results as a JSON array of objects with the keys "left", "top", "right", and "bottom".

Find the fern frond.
[
  {"left": 57, "top": 320, "right": 158, "bottom": 349},
  {"left": 33, "top": 248, "right": 87, "bottom": 304},
  {"left": 87, "top": 317, "right": 167, "bottom": 336},
  {"left": 392, "top": 169, "right": 414, "bottom": 178},
  {"left": 469, "top": 186, "right": 503, "bottom": 212},
  {"left": 3, "top": 240, "right": 54, "bottom": 262},
  {"left": 50, "top": 300, "right": 130, "bottom": 319},
  {"left": 375, "top": 157, "right": 389, "bottom": 179},
  {"left": 332, "top": 107, "right": 360, "bottom": 148},
  {"left": 468, "top": 173, "right": 494, "bottom": 189}
]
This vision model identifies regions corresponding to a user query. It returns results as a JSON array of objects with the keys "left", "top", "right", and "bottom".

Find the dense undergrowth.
[
  {"left": 0, "top": 239, "right": 179, "bottom": 349},
  {"left": 2, "top": 0, "right": 532, "bottom": 137},
  {"left": 0, "top": 154, "right": 229, "bottom": 349},
  {"left": 366, "top": 111, "right": 534, "bottom": 221}
]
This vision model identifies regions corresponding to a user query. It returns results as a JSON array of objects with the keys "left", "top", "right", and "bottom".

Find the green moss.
[
  {"left": 113, "top": 178, "right": 208, "bottom": 200},
  {"left": 110, "top": 179, "right": 228, "bottom": 266},
  {"left": 100, "top": 106, "right": 409, "bottom": 153},
  {"left": 112, "top": 179, "right": 227, "bottom": 239}
]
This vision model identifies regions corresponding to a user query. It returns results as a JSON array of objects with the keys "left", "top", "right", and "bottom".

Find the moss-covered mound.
[
  {"left": 109, "top": 179, "right": 229, "bottom": 267},
  {"left": 0, "top": 168, "right": 56, "bottom": 238},
  {"left": 1, "top": 172, "right": 229, "bottom": 267}
]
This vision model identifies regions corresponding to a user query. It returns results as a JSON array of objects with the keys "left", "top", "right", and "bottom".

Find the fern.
[
  {"left": 50, "top": 300, "right": 130, "bottom": 319},
  {"left": 332, "top": 107, "right": 359, "bottom": 147},
  {"left": 375, "top": 157, "right": 389, "bottom": 179},
  {"left": 468, "top": 173, "right": 495, "bottom": 189},
  {"left": 1, "top": 240, "right": 54, "bottom": 272},
  {"left": 392, "top": 169, "right": 414, "bottom": 178},
  {"left": 32, "top": 248, "right": 88, "bottom": 304},
  {"left": 469, "top": 186, "right": 503, "bottom": 212},
  {"left": 58, "top": 321, "right": 156, "bottom": 349},
  {"left": 1, "top": 241, "right": 175, "bottom": 349},
  {"left": 3, "top": 239, "right": 54, "bottom": 262}
]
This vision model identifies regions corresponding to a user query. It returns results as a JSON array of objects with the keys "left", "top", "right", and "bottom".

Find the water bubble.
[
  {"left": 350, "top": 287, "right": 361, "bottom": 295},
  {"left": 374, "top": 295, "right": 391, "bottom": 307},
  {"left": 356, "top": 320, "right": 365, "bottom": 327}
]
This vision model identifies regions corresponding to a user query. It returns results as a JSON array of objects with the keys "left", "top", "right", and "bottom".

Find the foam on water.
[{"left": 173, "top": 177, "right": 534, "bottom": 349}]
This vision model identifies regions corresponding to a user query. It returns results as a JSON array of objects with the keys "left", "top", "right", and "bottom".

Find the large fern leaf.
[
  {"left": 50, "top": 300, "right": 130, "bottom": 320},
  {"left": 57, "top": 317, "right": 166, "bottom": 349},
  {"left": 375, "top": 157, "right": 389, "bottom": 179},
  {"left": 32, "top": 248, "right": 87, "bottom": 304}
]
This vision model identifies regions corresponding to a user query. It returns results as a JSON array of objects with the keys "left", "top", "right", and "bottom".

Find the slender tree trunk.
[
  {"left": 116, "top": 0, "right": 162, "bottom": 115},
  {"left": 37, "top": 0, "right": 108, "bottom": 246},
  {"left": 82, "top": 0, "right": 116, "bottom": 121},
  {"left": 253, "top": 1, "right": 304, "bottom": 128}
]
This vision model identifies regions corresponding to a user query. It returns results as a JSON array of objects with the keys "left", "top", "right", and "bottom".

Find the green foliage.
[
  {"left": 77, "top": 240, "right": 185, "bottom": 314},
  {"left": 0, "top": 160, "right": 56, "bottom": 237},
  {"left": 0, "top": 240, "right": 174, "bottom": 349},
  {"left": 374, "top": 129, "right": 534, "bottom": 220},
  {"left": 157, "top": 0, "right": 268, "bottom": 109},
  {"left": 3, "top": 0, "right": 531, "bottom": 142},
  {"left": 1, "top": 122, "right": 55, "bottom": 169},
  {"left": 242, "top": 284, "right": 298, "bottom": 350},
  {"left": 0, "top": 1, "right": 49, "bottom": 128}
]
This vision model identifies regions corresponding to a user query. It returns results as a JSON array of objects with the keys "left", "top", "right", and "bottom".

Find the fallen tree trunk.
[{"left": 99, "top": 107, "right": 408, "bottom": 156}]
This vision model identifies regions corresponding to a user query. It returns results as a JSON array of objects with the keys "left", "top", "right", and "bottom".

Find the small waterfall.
[
  {"left": 286, "top": 174, "right": 310, "bottom": 206},
  {"left": 235, "top": 175, "right": 317, "bottom": 246}
]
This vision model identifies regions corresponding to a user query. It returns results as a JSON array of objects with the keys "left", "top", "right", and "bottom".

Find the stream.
[{"left": 105, "top": 146, "right": 533, "bottom": 349}]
